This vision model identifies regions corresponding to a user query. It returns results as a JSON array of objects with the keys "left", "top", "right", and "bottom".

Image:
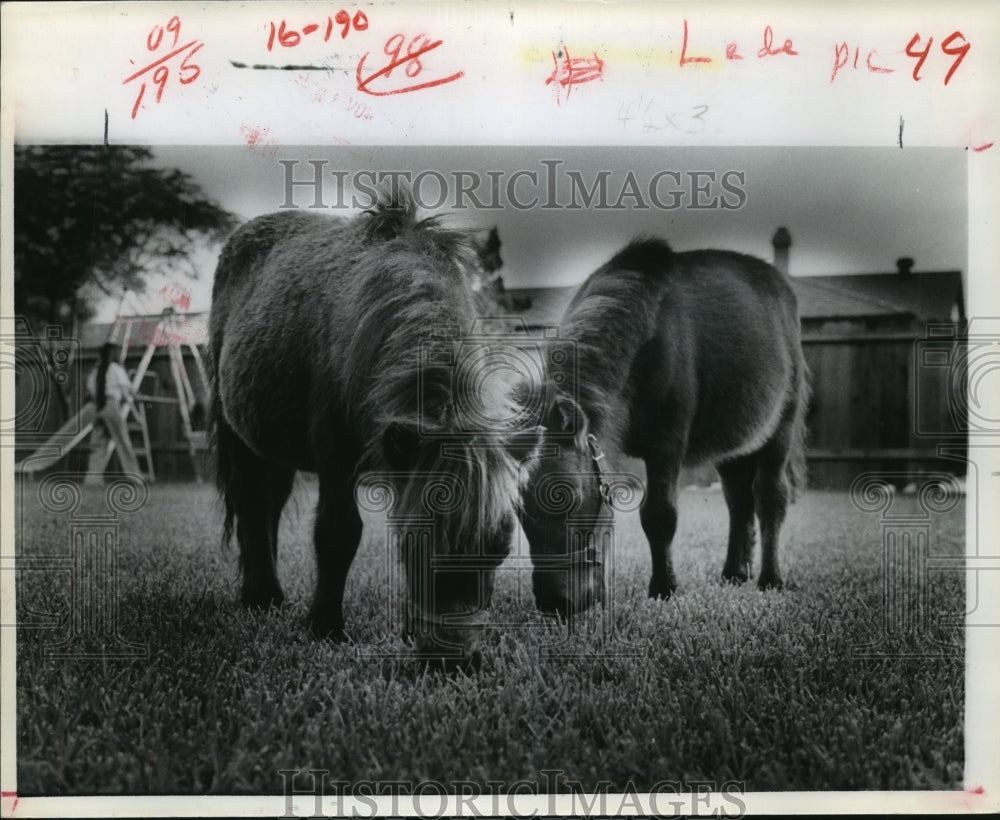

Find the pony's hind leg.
[
  {"left": 308, "top": 472, "right": 363, "bottom": 642},
  {"left": 642, "top": 456, "right": 682, "bottom": 599},
  {"left": 753, "top": 442, "right": 791, "bottom": 590},
  {"left": 218, "top": 421, "right": 295, "bottom": 608},
  {"left": 718, "top": 456, "right": 757, "bottom": 584}
]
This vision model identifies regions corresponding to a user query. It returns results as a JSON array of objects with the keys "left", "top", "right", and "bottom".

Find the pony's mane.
[
  {"left": 376, "top": 439, "right": 523, "bottom": 555},
  {"left": 362, "top": 189, "right": 431, "bottom": 240},
  {"left": 345, "top": 192, "right": 527, "bottom": 545},
  {"left": 342, "top": 194, "right": 518, "bottom": 430},
  {"left": 554, "top": 237, "right": 673, "bottom": 437}
]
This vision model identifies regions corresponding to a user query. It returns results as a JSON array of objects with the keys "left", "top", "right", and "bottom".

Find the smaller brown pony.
[{"left": 522, "top": 238, "right": 809, "bottom": 614}]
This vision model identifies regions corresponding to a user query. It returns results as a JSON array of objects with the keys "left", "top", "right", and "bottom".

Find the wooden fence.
[
  {"left": 801, "top": 326, "right": 966, "bottom": 488},
  {"left": 17, "top": 328, "right": 968, "bottom": 487}
]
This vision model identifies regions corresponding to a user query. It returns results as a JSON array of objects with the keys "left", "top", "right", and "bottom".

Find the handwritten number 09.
[
  {"left": 129, "top": 16, "right": 201, "bottom": 119},
  {"left": 147, "top": 16, "right": 181, "bottom": 51}
]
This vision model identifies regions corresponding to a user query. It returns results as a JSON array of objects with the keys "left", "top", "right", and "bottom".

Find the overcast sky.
[{"left": 97, "top": 145, "right": 966, "bottom": 319}]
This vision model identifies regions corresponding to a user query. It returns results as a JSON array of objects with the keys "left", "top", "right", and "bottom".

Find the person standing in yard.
[{"left": 85, "top": 342, "right": 142, "bottom": 482}]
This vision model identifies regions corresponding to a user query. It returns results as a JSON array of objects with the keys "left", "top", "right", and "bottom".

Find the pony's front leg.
[
  {"left": 641, "top": 456, "right": 681, "bottom": 599},
  {"left": 309, "top": 474, "right": 363, "bottom": 641}
]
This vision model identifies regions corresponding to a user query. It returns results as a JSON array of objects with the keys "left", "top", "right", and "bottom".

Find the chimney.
[
  {"left": 896, "top": 257, "right": 914, "bottom": 277},
  {"left": 772, "top": 227, "right": 792, "bottom": 275}
]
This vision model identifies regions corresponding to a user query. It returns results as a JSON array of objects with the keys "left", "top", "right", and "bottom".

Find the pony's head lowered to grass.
[
  {"left": 518, "top": 242, "right": 669, "bottom": 618},
  {"left": 345, "top": 199, "right": 542, "bottom": 668}
]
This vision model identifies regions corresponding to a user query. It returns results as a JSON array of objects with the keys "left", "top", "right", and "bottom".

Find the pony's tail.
[
  {"left": 786, "top": 362, "right": 812, "bottom": 502},
  {"left": 207, "top": 363, "right": 236, "bottom": 550}
]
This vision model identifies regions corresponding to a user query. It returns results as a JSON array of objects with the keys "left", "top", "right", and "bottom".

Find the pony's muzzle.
[
  {"left": 532, "top": 553, "right": 605, "bottom": 618},
  {"left": 403, "top": 606, "right": 485, "bottom": 672}
]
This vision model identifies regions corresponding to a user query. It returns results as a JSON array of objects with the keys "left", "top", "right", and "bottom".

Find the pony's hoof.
[
  {"left": 241, "top": 585, "right": 284, "bottom": 610},
  {"left": 721, "top": 567, "right": 750, "bottom": 585},
  {"left": 648, "top": 576, "right": 676, "bottom": 600},
  {"left": 535, "top": 597, "right": 569, "bottom": 619},
  {"left": 308, "top": 613, "right": 349, "bottom": 643},
  {"left": 757, "top": 575, "right": 784, "bottom": 591}
]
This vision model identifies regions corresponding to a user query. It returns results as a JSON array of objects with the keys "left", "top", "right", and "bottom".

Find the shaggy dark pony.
[
  {"left": 522, "top": 238, "right": 809, "bottom": 613},
  {"left": 209, "top": 194, "right": 535, "bottom": 667}
]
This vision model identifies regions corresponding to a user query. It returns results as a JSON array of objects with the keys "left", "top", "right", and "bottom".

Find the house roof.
[
  {"left": 79, "top": 267, "right": 962, "bottom": 349},
  {"left": 507, "top": 270, "right": 964, "bottom": 327},
  {"left": 790, "top": 277, "right": 910, "bottom": 320},
  {"left": 792, "top": 271, "right": 963, "bottom": 322}
]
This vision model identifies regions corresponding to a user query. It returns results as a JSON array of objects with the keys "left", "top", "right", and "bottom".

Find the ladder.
[
  {"left": 126, "top": 383, "right": 156, "bottom": 481},
  {"left": 109, "top": 308, "right": 210, "bottom": 482}
]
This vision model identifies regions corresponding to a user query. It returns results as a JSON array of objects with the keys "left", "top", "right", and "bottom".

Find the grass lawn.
[{"left": 14, "top": 479, "right": 965, "bottom": 794}]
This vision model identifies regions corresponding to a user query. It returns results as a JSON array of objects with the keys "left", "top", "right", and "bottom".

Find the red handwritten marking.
[
  {"left": 973, "top": 143, "right": 994, "bottom": 152},
  {"left": 545, "top": 47, "right": 604, "bottom": 103},
  {"left": 941, "top": 31, "right": 970, "bottom": 85},
  {"left": 124, "top": 17, "right": 203, "bottom": 119},
  {"left": 757, "top": 25, "right": 797, "bottom": 57},
  {"left": 356, "top": 34, "right": 463, "bottom": 96},
  {"left": 866, "top": 51, "right": 893, "bottom": 73},
  {"left": 725, "top": 42, "right": 743, "bottom": 60},
  {"left": 970, "top": 786, "right": 985, "bottom": 794},
  {"left": 1, "top": 791, "right": 18, "bottom": 812},
  {"left": 159, "top": 283, "right": 192, "bottom": 311},
  {"left": 831, "top": 43, "right": 896, "bottom": 82},
  {"left": 680, "top": 19, "right": 711, "bottom": 66},
  {"left": 146, "top": 15, "right": 181, "bottom": 52},
  {"left": 242, "top": 125, "right": 265, "bottom": 147},
  {"left": 268, "top": 11, "right": 369, "bottom": 50},
  {"left": 338, "top": 10, "right": 368, "bottom": 38},
  {"left": 178, "top": 44, "right": 203, "bottom": 85},
  {"left": 830, "top": 44, "right": 848, "bottom": 82},
  {"left": 906, "top": 31, "right": 969, "bottom": 85},
  {"left": 905, "top": 34, "right": 932, "bottom": 81},
  {"left": 286, "top": 74, "right": 376, "bottom": 120},
  {"left": 123, "top": 40, "right": 200, "bottom": 84},
  {"left": 240, "top": 124, "right": 280, "bottom": 157}
]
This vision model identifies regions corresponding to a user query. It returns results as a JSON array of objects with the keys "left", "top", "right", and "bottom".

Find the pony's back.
[{"left": 557, "top": 239, "right": 806, "bottom": 468}]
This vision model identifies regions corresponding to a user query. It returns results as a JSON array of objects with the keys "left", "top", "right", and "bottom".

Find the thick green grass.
[{"left": 15, "top": 480, "right": 964, "bottom": 794}]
